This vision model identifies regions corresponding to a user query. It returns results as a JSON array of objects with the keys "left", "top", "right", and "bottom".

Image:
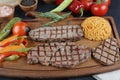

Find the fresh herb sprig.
[{"left": 36, "top": 12, "right": 71, "bottom": 26}]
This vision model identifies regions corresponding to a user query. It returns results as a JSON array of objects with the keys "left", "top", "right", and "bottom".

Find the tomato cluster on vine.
[{"left": 56, "top": 0, "right": 111, "bottom": 16}]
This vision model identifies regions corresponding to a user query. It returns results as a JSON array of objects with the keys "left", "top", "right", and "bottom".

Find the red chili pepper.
[
  {"left": 80, "top": 0, "right": 93, "bottom": 11},
  {"left": 56, "top": 0, "right": 84, "bottom": 16},
  {"left": 0, "top": 47, "right": 3, "bottom": 50},
  {"left": 0, "top": 35, "right": 18, "bottom": 47},
  {"left": 56, "top": 0, "right": 63, "bottom": 5},
  {"left": 0, "top": 51, "right": 25, "bottom": 62},
  {"left": 0, "top": 38, "right": 29, "bottom": 47},
  {"left": 68, "top": 0, "right": 84, "bottom": 16},
  {"left": 0, "top": 40, "right": 18, "bottom": 47},
  {"left": 18, "top": 38, "right": 28, "bottom": 47}
]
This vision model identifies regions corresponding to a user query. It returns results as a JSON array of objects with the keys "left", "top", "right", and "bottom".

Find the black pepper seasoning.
[{"left": 21, "top": 0, "right": 36, "bottom": 6}]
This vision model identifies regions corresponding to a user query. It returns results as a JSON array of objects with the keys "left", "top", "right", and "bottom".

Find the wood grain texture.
[{"left": 0, "top": 16, "right": 119, "bottom": 78}]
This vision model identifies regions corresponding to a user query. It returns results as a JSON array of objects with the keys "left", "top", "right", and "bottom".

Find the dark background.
[
  {"left": 0, "top": 0, "right": 120, "bottom": 80},
  {"left": 14, "top": 0, "right": 120, "bottom": 35}
]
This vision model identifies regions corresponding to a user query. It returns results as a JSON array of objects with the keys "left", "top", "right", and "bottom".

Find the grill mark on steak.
[
  {"left": 29, "top": 25, "right": 83, "bottom": 42},
  {"left": 27, "top": 42, "right": 91, "bottom": 68},
  {"left": 92, "top": 38, "right": 120, "bottom": 65}
]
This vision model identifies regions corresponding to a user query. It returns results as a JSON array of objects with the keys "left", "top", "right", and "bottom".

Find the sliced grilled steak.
[
  {"left": 27, "top": 43, "right": 59, "bottom": 65},
  {"left": 92, "top": 38, "right": 120, "bottom": 65},
  {"left": 27, "top": 42, "right": 91, "bottom": 68},
  {"left": 51, "top": 43, "right": 91, "bottom": 68},
  {"left": 28, "top": 25, "right": 83, "bottom": 42}
]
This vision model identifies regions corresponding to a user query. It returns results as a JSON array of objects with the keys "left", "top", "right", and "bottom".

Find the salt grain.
[{"left": 0, "top": 5, "right": 13, "bottom": 17}]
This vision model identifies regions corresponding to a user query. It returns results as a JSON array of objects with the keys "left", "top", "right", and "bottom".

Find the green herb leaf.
[{"left": 41, "top": 12, "right": 71, "bottom": 27}]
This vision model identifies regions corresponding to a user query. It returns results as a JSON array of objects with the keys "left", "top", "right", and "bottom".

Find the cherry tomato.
[
  {"left": 93, "top": 0, "right": 111, "bottom": 6},
  {"left": 80, "top": 0, "right": 93, "bottom": 11},
  {"left": 91, "top": 2, "right": 108, "bottom": 16},
  {"left": 104, "top": 0, "right": 110, "bottom": 6},
  {"left": 12, "top": 22, "right": 30, "bottom": 36}
]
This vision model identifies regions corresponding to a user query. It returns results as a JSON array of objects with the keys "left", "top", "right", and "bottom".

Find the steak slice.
[
  {"left": 51, "top": 43, "right": 91, "bottom": 68},
  {"left": 92, "top": 38, "right": 120, "bottom": 65},
  {"left": 27, "top": 43, "right": 59, "bottom": 65},
  {"left": 27, "top": 42, "right": 91, "bottom": 68},
  {"left": 28, "top": 25, "right": 83, "bottom": 42}
]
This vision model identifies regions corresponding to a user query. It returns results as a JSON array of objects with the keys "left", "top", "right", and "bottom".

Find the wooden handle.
[{"left": 25, "top": 11, "right": 39, "bottom": 17}]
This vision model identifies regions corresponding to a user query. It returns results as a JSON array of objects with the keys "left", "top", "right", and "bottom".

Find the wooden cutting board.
[{"left": 0, "top": 16, "right": 119, "bottom": 78}]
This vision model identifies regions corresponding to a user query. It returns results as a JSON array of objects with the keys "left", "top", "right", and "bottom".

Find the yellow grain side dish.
[{"left": 81, "top": 16, "right": 112, "bottom": 41}]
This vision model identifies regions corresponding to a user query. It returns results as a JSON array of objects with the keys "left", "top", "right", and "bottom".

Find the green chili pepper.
[
  {"left": 5, "top": 55, "right": 20, "bottom": 61},
  {"left": 17, "top": 47, "right": 31, "bottom": 53},
  {"left": 50, "top": 0, "right": 73, "bottom": 12},
  {"left": 0, "top": 17, "right": 21, "bottom": 40}
]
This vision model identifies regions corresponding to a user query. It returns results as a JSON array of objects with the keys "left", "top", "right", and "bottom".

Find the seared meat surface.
[
  {"left": 92, "top": 38, "right": 120, "bottom": 65},
  {"left": 27, "top": 42, "right": 91, "bottom": 68},
  {"left": 29, "top": 25, "right": 83, "bottom": 42}
]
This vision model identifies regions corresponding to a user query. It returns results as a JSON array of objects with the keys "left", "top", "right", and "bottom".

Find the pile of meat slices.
[{"left": 27, "top": 25, "right": 120, "bottom": 68}]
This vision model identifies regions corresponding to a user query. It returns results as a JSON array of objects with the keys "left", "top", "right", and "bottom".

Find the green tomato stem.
[
  {"left": 102, "top": 0, "right": 105, "bottom": 2},
  {"left": 80, "top": 8, "right": 84, "bottom": 17},
  {"left": 96, "top": 0, "right": 102, "bottom": 4}
]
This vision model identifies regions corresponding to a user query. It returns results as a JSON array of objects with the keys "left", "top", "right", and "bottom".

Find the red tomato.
[
  {"left": 91, "top": 2, "right": 108, "bottom": 16},
  {"left": 12, "top": 22, "right": 30, "bottom": 36},
  {"left": 80, "top": 0, "right": 93, "bottom": 11},
  {"left": 93, "top": 0, "right": 111, "bottom": 6},
  {"left": 104, "top": 0, "right": 110, "bottom": 6}
]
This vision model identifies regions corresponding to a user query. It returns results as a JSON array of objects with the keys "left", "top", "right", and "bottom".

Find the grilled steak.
[
  {"left": 92, "top": 38, "right": 120, "bottom": 65},
  {"left": 28, "top": 25, "right": 83, "bottom": 42},
  {"left": 27, "top": 42, "right": 91, "bottom": 68}
]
